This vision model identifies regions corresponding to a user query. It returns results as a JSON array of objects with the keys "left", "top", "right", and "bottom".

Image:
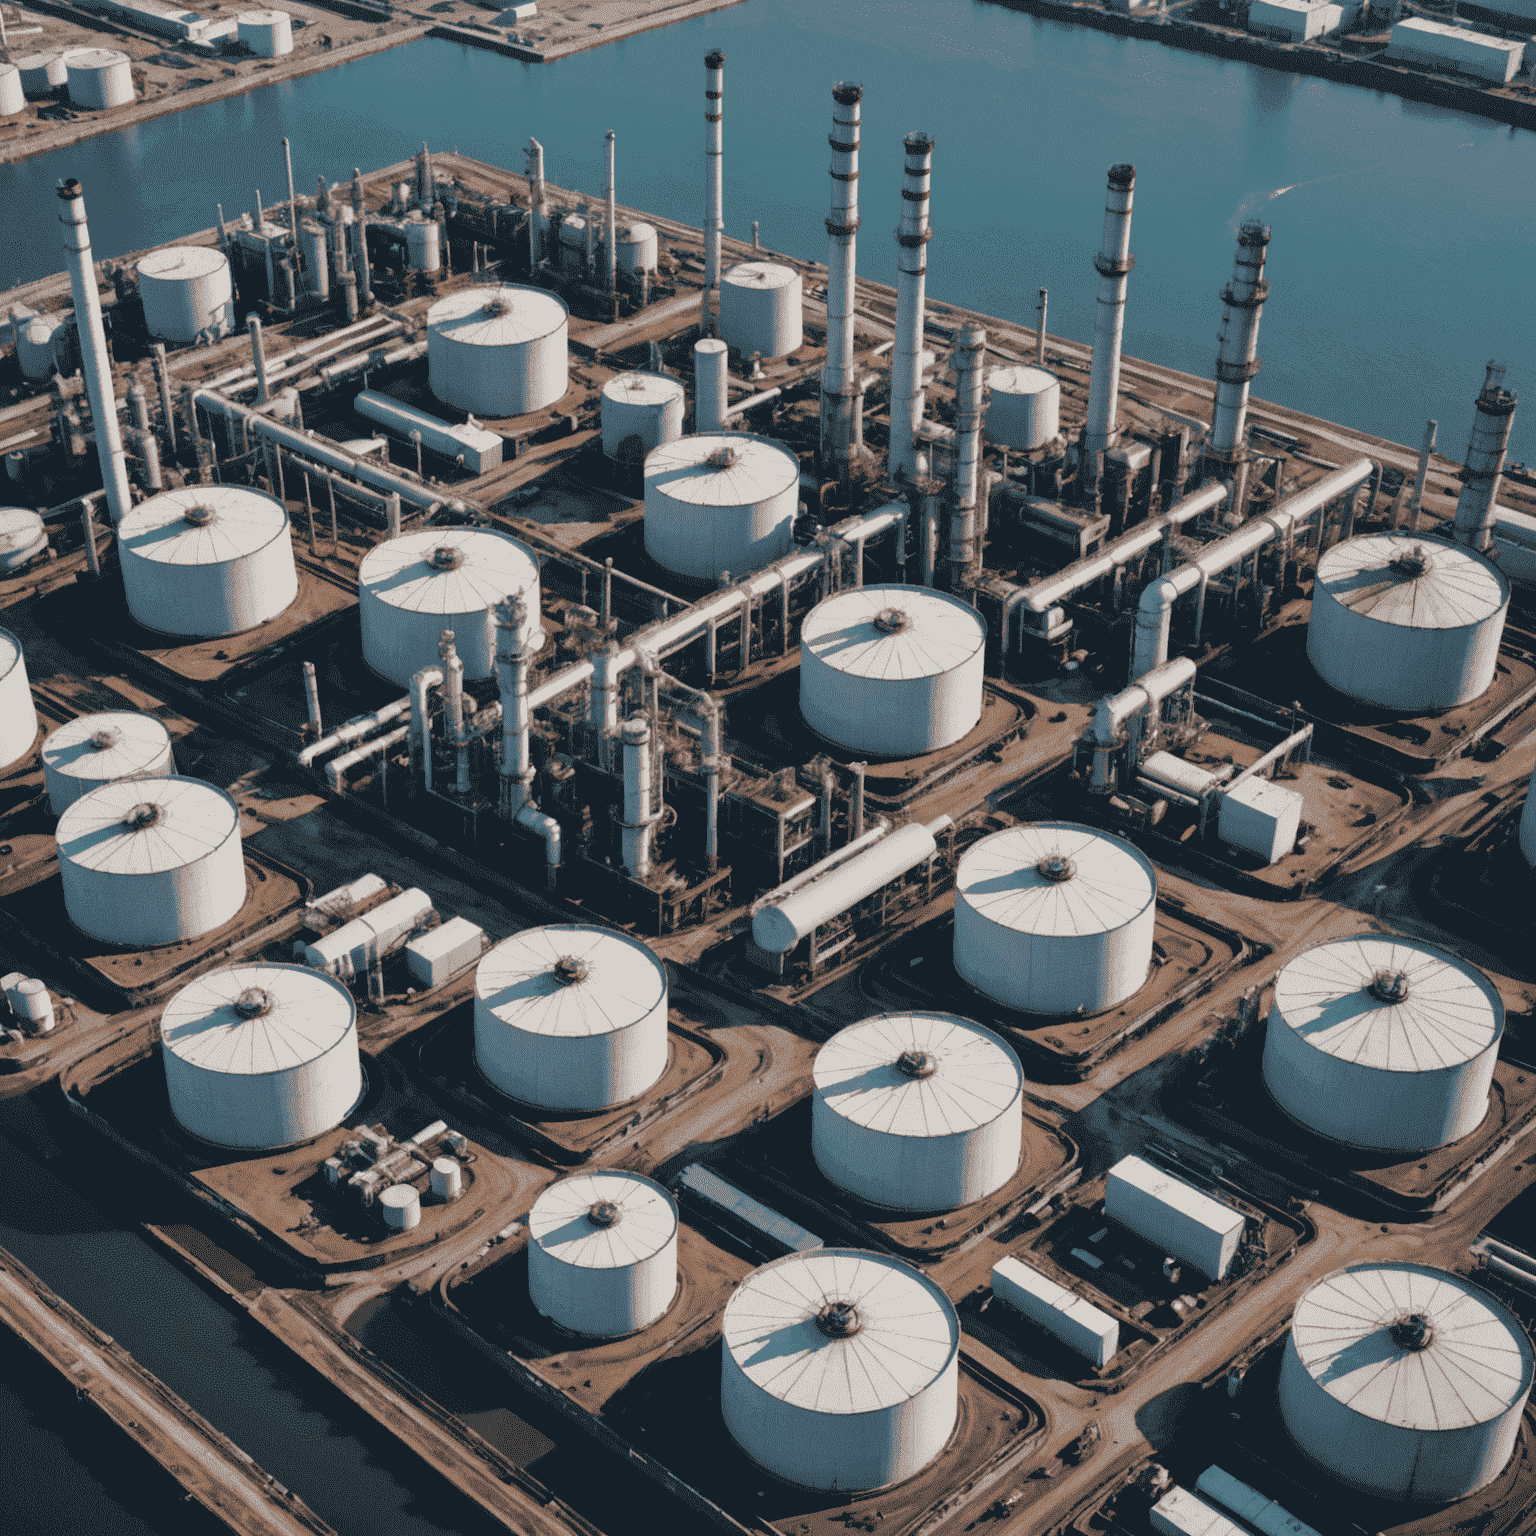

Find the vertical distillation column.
[
  {"left": 605, "top": 130, "right": 618, "bottom": 299},
  {"left": 1082, "top": 163, "right": 1136, "bottom": 463},
  {"left": 351, "top": 168, "right": 372, "bottom": 307},
  {"left": 1452, "top": 363, "right": 1518, "bottom": 554},
  {"left": 496, "top": 594, "right": 543, "bottom": 818},
  {"left": 946, "top": 326, "right": 986, "bottom": 592},
  {"left": 525, "top": 138, "right": 547, "bottom": 269},
  {"left": 820, "top": 81, "right": 863, "bottom": 481},
  {"left": 1208, "top": 219, "right": 1270, "bottom": 518},
  {"left": 702, "top": 50, "right": 726, "bottom": 336},
  {"left": 58, "top": 179, "right": 131, "bottom": 527},
  {"left": 888, "top": 131, "right": 935, "bottom": 484}
]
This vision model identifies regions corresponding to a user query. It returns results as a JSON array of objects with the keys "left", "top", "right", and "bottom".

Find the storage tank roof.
[
  {"left": 620, "top": 222, "right": 656, "bottom": 241},
  {"left": 1273, "top": 935, "right": 1501, "bottom": 1072},
  {"left": 57, "top": 777, "right": 239, "bottom": 874},
  {"left": 43, "top": 711, "right": 171, "bottom": 786},
  {"left": 475, "top": 924, "right": 666, "bottom": 1037},
  {"left": 0, "top": 626, "right": 20, "bottom": 681},
  {"left": 722, "top": 1248, "right": 959, "bottom": 1413},
  {"left": 529, "top": 1172, "right": 676, "bottom": 1268},
  {"left": 358, "top": 528, "right": 537, "bottom": 616},
  {"left": 801, "top": 585, "right": 986, "bottom": 681},
  {"left": 427, "top": 285, "right": 568, "bottom": 346},
  {"left": 137, "top": 246, "right": 227, "bottom": 282},
  {"left": 160, "top": 963, "right": 355, "bottom": 1075},
  {"left": 64, "top": 48, "right": 129, "bottom": 67},
  {"left": 0, "top": 509, "right": 44, "bottom": 557},
  {"left": 602, "top": 372, "right": 684, "bottom": 407},
  {"left": 1290, "top": 1264, "right": 1532, "bottom": 1430},
  {"left": 723, "top": 261, "right": 799, "bottom": 291},
  {"left": 988, "top": 365, "right": 1057, "bottom": 396},
  {"left": 813, "top": 1012, "right": 1022, "bottom": 1138},
  {"left": 956, "top": 823, "right": 1156, "bottom": 936},
  {"left": 645, "top": 433, "right": 799, "bottom": 506},
  {"left": 239, "top": 8, "right": 290, "bottom": 20},
  {"left": 1315, "top": 535, "right": 1508, "bottom": 629},
  {"left": 119, "top": 486, "right": 288, "bottom": 568},
  {"left": 13, "top": 52, "right": 58, "bottom": 68}
]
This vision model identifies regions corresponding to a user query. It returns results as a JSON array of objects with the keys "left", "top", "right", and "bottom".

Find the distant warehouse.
[
  {"left": 1388, "top": 17, "right": 1526, "bottom": 83},
  {"left": 1249, "top": 0, "right": 1345, "bottom": 41}
]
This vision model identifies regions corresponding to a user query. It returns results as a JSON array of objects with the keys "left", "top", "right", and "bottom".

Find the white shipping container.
[
  {"left": 299, "top": 888, "right": 433, "bottom": 979},
  {"left": 1195, "top": 1466, "right": 1322, "bottom": 1536},
  {"left": 406, "top": 916, "right": 484, "bottom": 988},
  {"left": 1388, "top": 17, "right": 1524, "bottom": 82},
  {"left": 1218, "top": 777, "right": 1302, "bottom": 864},
  {"left": 1151, "top": 1487, "right": 1248, "bottom": 1536},
  {"left": 991, "top": 1257, "right": 1118, "bottom": 1366},
  {"left": 1105, "top": 1155, "right": 1245, "bottom": 1281}
]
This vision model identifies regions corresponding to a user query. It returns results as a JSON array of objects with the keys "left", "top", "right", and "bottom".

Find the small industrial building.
[
  {"left": 1248, "top": 0, "right": 1344, "bottom": 41},
  {"left": 1388, "top": 17, "right": 1526, "bottom": 82}
]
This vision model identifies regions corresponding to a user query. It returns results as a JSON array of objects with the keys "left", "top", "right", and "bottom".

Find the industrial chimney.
[
  {"left": 889, "top": 131, "right": 934, "bottom": 484},
  {"left": 1082, "top": 163, "right": 1136, "bottom": 463},
  {"left": 703, "top": 50, "right": 725, "bottom": 336},
  {"left": 820, "top": 82, "right": 863, "bottom": 481},
  {"left": 1452, "top": 363, "right": 1517, "bottom": 554},
  {"left": 1210, "top": 220, "right": 1270, "bottom": 458}
]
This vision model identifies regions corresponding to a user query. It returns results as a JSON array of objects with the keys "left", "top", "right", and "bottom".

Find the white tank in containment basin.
[
  {"left": 16, "top": 314, "right": 69, "bottom": 383},
  {"left": 1105, "top": 1154, "right": 1245, "bottom": 1281},
  {"left": 528, "top": 1171, "right": 678, "bottom": 1337},
  {"left": 42, "top": 711, "right": 175, "bottom": 815},
  {"left": 1307, "top": 534, "right": 1508, "bottom": 713},
  {"left": 136, "top": 246, "right": 234, "bottom": 344},
  {"left": 427, "top": 285, "right": 569, "bottom": 418},
  {"left": 984, "top": 365, "right": 1061, "bottom": 452},
  {"left": 474, "top": 924, "right": 668, "bottom": 1111},
  {"left": 237, "top": 9, "right": 293, "bottom": 56},
  {"left": 954, "top": 822, "right": 1157, "bottom": 1015},
  {"left": 719, "top": 261, "right": 803, "bottom": 359},
  {"left": 800, "top": 585, "right": 986, "bottom": 757},
  {"left": 1279, "top": 1263, "right": 1533, "bottom": 1502},
  {"left": 601, "top": 372, "right": 685, "bottom": 461},
  {"left": 0, "top": 509, "right": 48, "bottom": 573},
  {"left": 63, "top": 49, "right": 135, "bottom": 110},
  {"left": 57, "top": 777, "right": 245, "bottom": 947},
  {"left": 616, "top": 222, "right": 659, "bottom": 275},
  {"left": 119, "top": 486, "right": 298, "bottom": 638},
  {"left": 1521, "top": 763, "right": 1536, "bottom": 868},
  {"left": 0, "top": 627, "right": 38, "bottom": 770},
  {"left": 16, "top": 53, "right": 68, "bottom": 96},
  {"left": 812, "top": 1012, "right": 1022, "bottom": 1211},
  {"left": 380, "top": 1184, "right": 421, "bottom": 1231},
  {"left": 643, "top": 433, "right": 799, "bottom": 582},
  {"left": 159, "top": 963, "right": 361, "bottom": 1150},
  {"left": 0, "top": 64, "right": 24, "bottom": 117},
  {"left": 357, "top": 528, "right": 540, "bottom": 688},
  {"left": 721, "top": 1248, "right": 959, "bottom": 1491},
  {"left": 1262, "top": 934, "right": 1503, "bottom": 1154}
]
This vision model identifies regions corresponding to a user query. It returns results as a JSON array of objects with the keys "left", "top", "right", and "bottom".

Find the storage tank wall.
[
  {"left": 137, "top": 247, "right": 235, "bottom": 344},
  {"left": 719, "top": 262, "right": 803, "bottom": 359},
  {"left": 0, "top": 627, "right": 38, "bottom": 770},
  {"left": 427, "top": 285, "right": 569, "bottom": 418}
]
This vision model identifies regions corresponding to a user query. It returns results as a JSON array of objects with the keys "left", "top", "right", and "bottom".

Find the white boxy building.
[
  {"left": 1105, "top": 1155, "right": 1246, "bottom": 1280},
  {"left": 1249, "top": 0, "right": 1344, "bottom": 40},
  {"left": 1389, "top": 18, "right": 1525, "bottom": 83},
  {"left": 991, "top": 1256, "right": 1119, "bottom": 1366}
]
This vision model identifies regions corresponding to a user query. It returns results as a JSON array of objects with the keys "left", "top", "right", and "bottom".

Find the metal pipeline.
[
  {"left": 820, "top": 81, "right": 863, "bottom": 478},
  {"left": 1083, "top": 164, "right": 1136, "bottom": 460},
  {"left": 1224, "top": 723, "right": 1313, "bottom": 793},
  {"left": 299, "top": 696, "right": 412, "bottom": 767},
  {"left": 1086, "top": 657, "right": 1197, "bottom": 793},
  {"left": 889, "top": 131, "right": 935, "bottom": 484},
  {"left": 326, "top": 725, "right": 410, "bottom": 793},
  {"left": 703, "top": 50, "right": 725, "bottom": 335},
  {"left": 302, "top": 660, "right": 323, "bottom": 742},
  {"left": 723, "top": 386, "right": 783, "bottom": 420}
]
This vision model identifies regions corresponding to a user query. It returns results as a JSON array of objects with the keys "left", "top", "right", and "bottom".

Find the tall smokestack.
[
  {"left": 1209, "top": 220, "right": 1270, "bottom": 457},
  {"left": 703, "top": 50, "right": 725, "bottom": 336},
  {"left": 889, "top": 131, "right": 934, "bottom": 484},
  {"left": 947, "top": 326, "right": 986, "bottom": 592},
  {"left": 1083, "top": 163, "right": 1135, "bottom": 461},
  {"left": 820, "top": 81, "right": 863, "bottom": 481},
  {"left": 604, "top": 130, "right": 618, "bottom": 299},
  {"left": 57, "top": 179, "right": 131, "bottom": 527},
  {"left": 1453, "top": 362, "right": 1517, "bottom": 553}
]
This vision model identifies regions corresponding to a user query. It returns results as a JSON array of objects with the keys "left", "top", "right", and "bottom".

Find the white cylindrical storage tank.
[
  {"left": 17, "top": 53, "right": 68, "bottom": 96},
  {"left": 954, "top": 822, "right": 1157, "bottom": 1015},
  {"left": 812, "top": 1012, "right": 1023, "bottom": 1211},
  {"left": 58, "top": 777, "right": 244, "bottom": 946},
  {"left": 643, "top": 433, "right": 799, "bottom": 582},
  {"left": 800, "top": 585, "right": 986, "bottom": 757},
  {"left": 615, "top": 222, "right": 659, "bottom": 275},
  {"left": 984, "top": 365, "right": 1061, "bottom": 452},
  {"left": 721, "top": 1249, "right": 960, "bottom": 1491},
  {"left": 12, "top": 978, "right": 54, "bottom": 1033},
  {"left": 237, "top": 9, "right": 293, "bottom": 55},
  {"left": 0, "top": 65, "right": 24, "bottom": 117},
  {"left": 119, "top": 486, "right": 297, "bottom": 638},
  {"left": 159, "top": 963, "right": 361, "bottom": 1150},
  {"left": 600, "top": 373, "right": 685, "bottom": 461},
  {"left": 426, "top": 285, "right": 568, "bottom": 418},
  {"left": 430, "top": 1158, "right": 462, "bottom": 1201},
  {"left": 1307, "top": 534, "right": 1508, "bottom": 713},
  {"left": 380, "top": 1185, "right": 421, "bottom": 1231},
  {"left": 1279, "top": 1264, "right": 1533, "bottom": 1503},
  {"left": 1262, "top": 934, "right": 1503, "bottom": 1154},
  {"left": 136, "top": 246, "right": 234, "bottom": 344},
  {"left": 0, "top": 509, "right": 47, "bottom": 573},
  {"left": 405, "top": 215, "right": 441, "bottom": 275},
  {"left": 42, "top": 710, "right": 175, "bottom": 816},
  {"left": 16, "top": 314, "right": 68, "bottom": 383},
  {"left": 63, "top": 49, "right": 135, "bottom": 110},
  {"left": 719, "top": 261, "right": 803, "bottom": 359},
  {"left": 357, "top": 528, "right": 540, "bottom": 688},
  {"left": 1521, "top": 763, "right": 1536, "bottom": 869},
  {"left": 473, "top": 924, "right": 668, "bottom": 1111},
  {"left": 527, "top": 1171, "right": 678, "bottom": 1337},
  {"left": 0, "top": 627, "right": 38, "bottom": 770}
]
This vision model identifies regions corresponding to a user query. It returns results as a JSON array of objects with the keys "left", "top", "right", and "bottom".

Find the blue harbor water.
[{"left": 2, "top": 0, "right": 1534, "bottom": 459}]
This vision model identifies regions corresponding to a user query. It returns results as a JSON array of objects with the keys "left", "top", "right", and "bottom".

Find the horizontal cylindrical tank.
[
  {"left": 1307, "top": 534, "right": 1509, "bottom": 713},
  {"left": 16, "top": 313, "right": 69, "bottom": 383},
  {"left": 1521, "top": 763, "right": 1536, "bottom": 869},
  {"left": 136, "top": 246, "right": 234, "bottom": 344},
  {"left": 812, "top": 1012, "right": 1023, "bottom": 1211},
  {"left": 57, "top": 777, "right": 245, "bottom": 947},
  {"left": 643, "top": 433, "right": 799, "bottom": 581},
  {"left": 0, "top": 626, "right": 38, "bottom": 770},
  {"left": 160, "top": 963, "right": 362, "bottom": 1150},
  {"left": 1280, "top": 1264, "right": 1533, "bottom": 1502},
  {"left": 985, "top": 365, "right": 1061, "bottom": 452},
  {"left": 1263, "top": 934, "right": 1503, "bottom": 1154},
  {"left": 0, "top": 64, "right": 23, "bottom": 117},
  {"left": 63, "top": 49, "right": 135, "bottom": 110},
  {"left": 237, "top": 9, "right": 293, "bottom": 56},
  {"left": 615, "top": 222, "right": 659, "bottom": 275},
  {"left": 800, "top": 584, "right": 986, "bottom": 757},
  {"left": 721, "top": 1248, "right": 960, "bottom": 1491},
  {"left": 119, "top": 486, "right": 298, "bottom": 638},
  {"left": 719, "top": 261, "right": 803, "bottom": 359},
  {"left": 357, "top": 528, "right": 540, "bottom": 688},
  {"left": 0, "top": 508, "right": 47, "bottom": 573},
  {"left": 528, "top": 1171, "right": 678, "bottom": 1337},
  {"left": 954, "top": 822, "right": 1157, "bottom": 1015},
  {"left": 600, "top": 372, "right": 685, "bottom": 461},
  {"left": 427, "top": 285, "right": 568, "bottom": 418},
  {"left": 42, "top": 710, "right": 176, "bottom": 816},
  {"left": 16, "top": 53, "right": 68, "bottom": 96},
  {"left": 430, "top": 1157, "right": 462, "bottom": 1201},
  {"left": 380, "top": 1184, "right": 421, "bottom": 1231},
  {"left": 473, "top": 924, "right": 668, "bottom": 1111}
]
